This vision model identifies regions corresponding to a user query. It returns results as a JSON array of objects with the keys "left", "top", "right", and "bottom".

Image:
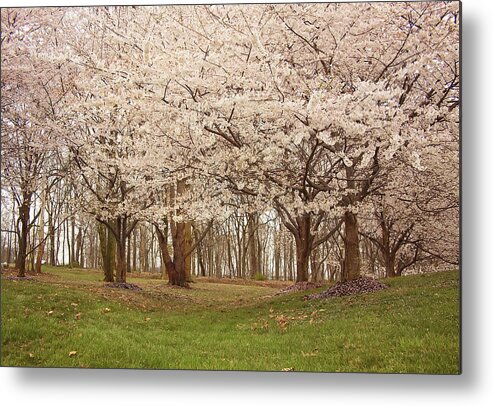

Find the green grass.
[{"left": 1, "top": 266, "right": 460, "bottom": 373}]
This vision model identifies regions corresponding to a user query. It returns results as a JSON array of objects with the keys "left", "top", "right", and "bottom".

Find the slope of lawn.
[{"left": 0, "top": 266, "right": 460, "bottom": 374}]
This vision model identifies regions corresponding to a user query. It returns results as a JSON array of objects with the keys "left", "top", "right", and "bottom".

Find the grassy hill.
[{"left": 1, "top": 266, "right": 460, "bottom": 373}]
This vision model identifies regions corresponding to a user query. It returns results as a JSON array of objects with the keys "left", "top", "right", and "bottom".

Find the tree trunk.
[
  {"left": 294, "top": 215, "right": 313, "bottom": 282},
  {"left": 34, "top": 187, "right": 47, "bottom": 274},
  {"left": 274, "top": 237, "right": 280, "bottom": 280},
  {"left": 287, "top": 238, "right": 294, "bottom": 281},
  {"left": 310, "top": 247, "right": 322, "bottom": 282},
  {"left": 132, "top": 230, "right": 137, "bottom": 273},
  {"left": 155, "top": 221, "right": 189, "bottom": 287},
  {"left": 98, "top": 223, "right": 109, "bottom": 280},
  {"left": 61, "top": 219, "right": 66, "bottom": 266},
  {"left": 193, "top": 227, "right": 206, "bottom": 277},
  {"left": 48, "top": 207, "right": 56, "bottom": 266},
  {"left": 97, "top": 222, "right": 115, "bottom": 282},
  {"left": 139, "top": 225, "right": 148, "bottom": 273},
  {"left": 126, "top": 232, "right": 132, "bottom": 274},
  {"left": 384, "top": 253, "right": 397, "bottom": 278},
  {"left": 66, "top": 219, "right": 71, "bottom": 267},
  {"left": 342, "top": 211, "right": 361, "bottom": 282},
  {"left": 74, "top": 227, "right": 83, "bottom": 268},
  {"left": 184, "top": 221, "right": 193, "bottom": 282},
  {"left": 114, "top": 217, "right": 127, "bottom": 283},
  {"left": 170, "top": 221, "right": 189, "bottom": 286},
  {"left": 15, "top": 194, "right": 32, "bottom": 277},
  {"left": 247, "top": 214, "right": 259, "bottom": 278},
  {"left": 115, "top": 241, "right": 126, "bottom": 283},
  {"left": 70, "top": 218, "right": 76, "bottom": 267},
  {"left": 295, "top": 237, "right": 310, "bottom": 282}
]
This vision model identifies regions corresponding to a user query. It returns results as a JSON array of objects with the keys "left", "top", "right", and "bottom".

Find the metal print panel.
[{"left": 0, "top": 1, "right": 460, "bottom": 373}]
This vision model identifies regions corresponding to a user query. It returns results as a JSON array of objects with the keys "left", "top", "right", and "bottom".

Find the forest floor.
[{"left": 1, "top": 266, "right": 460, "bottom": 373}]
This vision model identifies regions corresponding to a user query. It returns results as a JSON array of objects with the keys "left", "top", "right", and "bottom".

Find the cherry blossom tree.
[
  {"left": 128, "top": 2, "right": 459, "bottom": 281},
  {"left": 2, "top": 3, "right": 458, "bottom": 285},
  {"left": 1, "top": 8, "right": 70, "bottom": 277}
]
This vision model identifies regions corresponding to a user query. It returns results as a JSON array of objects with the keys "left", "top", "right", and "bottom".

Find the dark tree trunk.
[
  {"left": 384, "top": 253, "right": 397, "bottom": 278},
  {"left": 74, "top": 227, "right": 83, "bottom": 268},
  {"left": 97, "top": 222, "right": 115, "bottom": 282},
  {"left": 114, "top": 217, "right": 127, "bottom": 283},
  {"left": 132, "top": 230, "right": 137, "bottom": 273},
  {"left": 294, "top": 214, "right": 313, "bottom": 282},
  {"left": 247, "top": 214, "right": 260, "bottom": 278},
  {"left": 34, "top": 191, "right": 46, "bottom": 274},
  {"left": 115, "top": 241, "right": 126, "bottom": 283},
  {"left": 156, "top": 221, "right": 189, "bottom": 288},
  {"left": 184, "top": 222, "right": 193, "bottom": 281},
  {"left": 274, "top": 238, "right": 280, "bottom": 280},
  {"left": 15, "top": 195, "right": 32, "bottom": 278},
  {"left": 48, "top": 209, "right": 56, "bottom": 266},
  {"left": 342, "top": 211, "right": 361, "bottom": 282},
  {"left": 170, "top": 221, "right": 189, "bottom": 286}
]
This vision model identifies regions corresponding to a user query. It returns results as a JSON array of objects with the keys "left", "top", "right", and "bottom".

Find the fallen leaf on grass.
[
  {"left": 281, "top": 367, "right": 294, "bottom": 372},
  {"left": 68, "top": 351, "right": 77, "bottom": 357},
  {"left": 71, "top": 303, "right": 78, "bottom": 307},
  {"left": 75, "top": 313, "right": 81, "bottom": 320},
  {"left": 275, "top": 315, "right": 289, "bottom": 330},
  {"left": 251, "top": 319, "right": 269, "bottom": 330},
  {"left": 29, "top": 353, "right": 34, "bottom": 358},
  {"left": 47, "top": 310, "right": 54, "bottom": 316},
  {"left": 102, "top": 308, "right": 111, "bottom": 313},
  {"left": 144, "top": 317, "right": 151, "bottom": 322}
]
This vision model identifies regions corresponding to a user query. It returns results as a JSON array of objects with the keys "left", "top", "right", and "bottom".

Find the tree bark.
[
  {"left": 97, "top": 222, "right": 115, "bottom": 282},
  {"left": 48, "top": 204, "right": 56, "bottom": 266},
  {"left": 294, "top": 214, "right": 313, "bottom": 282},
  {"left": 342, "top": 211, "right": 361, "bottom": 282},
  {"left": 247, "top": 214, "right": 260, "bottom": 278},
  {"left": 74, "top": 227, "right": 83, "bottom": 268},
  {"left": 114, "top": 217, "right": 127, "bottom": 283},
  {"left": 132, "top": 229, "right": 137, "bottom": 273},
  {"left": 184, "top": 221, "right": 193, "bottom": 281},
  {"left": 15, "top": 193, "right": 32, "bottom": 277},
  {"left": 156, "top": 220, "right": 189, "bottom": 287},
  {"left": 115, "top": 240, "right": 126, "bottom": 282},
  {"left": 34, "top": 186, "right": 47, "bottom": 274},
  {"left": 310, "top": 247, "right": 322, "bottom": 282},
  {"left": 274, "top": 236, "right": 281, "bottom": 280},
  {"left": 70, "top": 218, "right": 76, "bottom": 267}
]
